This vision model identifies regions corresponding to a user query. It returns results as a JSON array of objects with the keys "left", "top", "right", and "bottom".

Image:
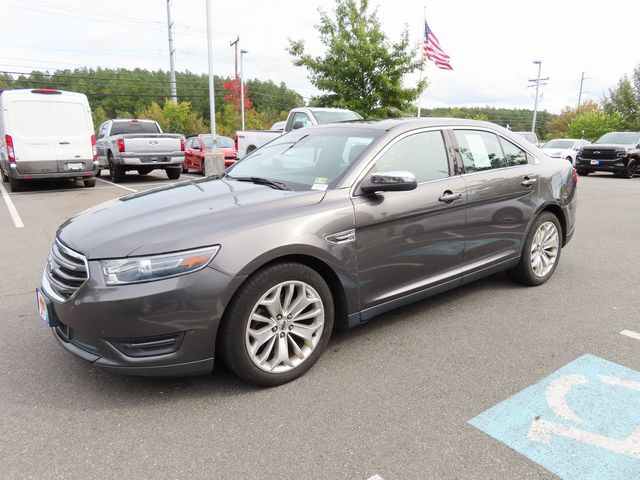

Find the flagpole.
[{"left": 417, "top": 6, "right": 427, "bottom": 118}]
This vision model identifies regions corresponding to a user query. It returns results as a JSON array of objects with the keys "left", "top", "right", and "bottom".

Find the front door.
[{"left": 352, "top": 129, "right": 467, "bottom": 313}]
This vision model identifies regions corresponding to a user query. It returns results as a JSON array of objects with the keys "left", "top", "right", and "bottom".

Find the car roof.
[{"left": 309, "top": 117, "right": 517, "bottom": 132}]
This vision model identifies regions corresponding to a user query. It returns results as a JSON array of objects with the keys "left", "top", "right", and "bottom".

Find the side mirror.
[
  {"left": 292, "top": 121, "right": 304, "bottom": 130},
  {"left": 360, "top": 171, "right": 417, "bottom": 194}
]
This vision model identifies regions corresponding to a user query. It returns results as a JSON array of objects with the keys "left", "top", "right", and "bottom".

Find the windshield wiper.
[{"left": 226, "top": 175, "right": 291, "bottom": 190}]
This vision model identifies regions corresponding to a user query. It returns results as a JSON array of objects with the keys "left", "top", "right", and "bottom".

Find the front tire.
[
  {"left": 509, "top": 212, "right": 562, "bottom": 286},
  {"left": 623, "top": 160, "right": 636, "bottom": 179},
  {"left": 218, "top": 262, "right": 334, "bottom": 387}
]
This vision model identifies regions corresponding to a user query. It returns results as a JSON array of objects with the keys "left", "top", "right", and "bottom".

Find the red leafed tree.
[{"left": 222, "top": 77, "right": 252, "bottom": 110}]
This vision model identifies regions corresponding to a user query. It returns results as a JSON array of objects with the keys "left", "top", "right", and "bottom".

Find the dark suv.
[{"left": 575, "top": 132, "right": 640, "bottom": 178}]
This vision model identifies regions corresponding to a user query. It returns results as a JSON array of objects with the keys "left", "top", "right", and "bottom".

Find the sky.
[{"left": 0, "top": 0, "right": 638, "bottom": 114}]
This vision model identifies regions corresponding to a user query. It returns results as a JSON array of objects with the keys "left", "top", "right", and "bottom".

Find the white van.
[{"left": 0, "top": 89, "right": 98, "bottom": 192}]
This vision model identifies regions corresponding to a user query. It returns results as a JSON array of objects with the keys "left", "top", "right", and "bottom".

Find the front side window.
[
  {"left": 454, "top": 130, "right": 506, "bottom": 172},
  {"left": 372, "top": 130, "right": 450, "bottom": 183},
  {"left": 291, "top": 112, "right": 313, "bottom": 128}
]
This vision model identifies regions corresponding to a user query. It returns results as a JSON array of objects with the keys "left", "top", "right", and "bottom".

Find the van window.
[
  {"left": 8, "top": 101, "right": 54, "bottom": 137},
  {"left": 50, "top": 102, "right": 89, "bottom": 137}
]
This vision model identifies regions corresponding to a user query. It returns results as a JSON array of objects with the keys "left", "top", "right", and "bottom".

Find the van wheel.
[
  {"left": 1, "top": 169, "right": 8, "bottom": 183},
  {"left": 83, "top": 178, "right": 96, "bottom": 188},
  {"left": 166, "top": 168, "right": 181, "bottom": 180},
  {"left": 218, "top": 262, "right": 334, "bottom": 386},
  {"left": 8, "top": 176, "right": 22, "bottom": 192}
]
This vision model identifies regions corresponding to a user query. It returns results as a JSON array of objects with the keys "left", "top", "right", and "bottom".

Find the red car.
[{"left": 183, "top": 135, "right": 237, "bottom": 174}]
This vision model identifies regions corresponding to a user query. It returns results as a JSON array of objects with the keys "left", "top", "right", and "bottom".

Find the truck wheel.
[
  {"left": 83, "top": 178, "right": 96, "bottom": 188},
  {"left": 246, "top": 145, "right": 257, "bottom": 155},
  {"left": 8, "top": 176, "right": 22, "bottom": 192},
  {"left": 1, "top": 168, "right": 8, "bottom": 183},
  {"left": 95, "top": 169, "right": 101, "bottom": 178},
  {"left": 623, "top": 160, "right": 636, "bottom": 179},
  {"left": 576, "top": 169, "right": 589, "bottom": 176},
  {"left": 108, "top": 154, "right": 125, "bottom": 183},
  {"left": 166, "top": 168, "right": 181, "bottom": 180}
]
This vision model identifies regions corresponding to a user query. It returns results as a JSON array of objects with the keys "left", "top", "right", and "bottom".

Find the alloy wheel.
[
  {"left": 530, "top": 221, "right": 559, "bottom": 277},
  {"left": 245, "top": 281, "right": 325, "bottom": 374}
]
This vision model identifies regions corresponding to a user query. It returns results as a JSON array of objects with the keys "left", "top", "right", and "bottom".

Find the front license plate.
[
  {"left": 36, "top": 289, "right": 57, "bottom": 327},
  {"left": 68, "top": 162, "right": 84, "bottom": 170},
  {"left": 590, "top": 160, "right": 599, "bottom": 165}
]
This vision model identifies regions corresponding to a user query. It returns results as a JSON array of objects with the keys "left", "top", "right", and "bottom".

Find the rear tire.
[
  {"left": 509, "top": 212, "right": 562, "bottom": 286},
  {"left": 108, "top": 155, "right": 125, "bottom": 183},
  {"left": 218, "top": 262, "right": 334, "bottom": 387},
  {"left": 95, "top": 168, "right": 101, "bottom": 178},
  {"left": 2, "top": 168, "right": 9, "bottom": 182},
  {"left": 8, "top": 176, "right": 22, "bottom": 192},
  {"left": 83, "top": 178, "right": 96, "bottom": 188},
  {"left": 166, "top": 168, "right": 181, "bottom": 180}
]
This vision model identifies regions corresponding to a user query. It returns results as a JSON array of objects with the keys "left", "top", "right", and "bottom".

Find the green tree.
[
  {"left": 288, "top": 0, "right": 426, "bottom": 118},
  {"left": 92, "top": 106, "right": 108, "bottom": 133},
  {"left": 136, "top": 100, "right": 207, "bottom": 136},
  {"left": 545, "top": 101, "right": 599, "bottom": 138},
  {"left": 567, "top": 110, "right": 625, "bottom": 141},
  {"left": 603, "top": 66, "right": 640, "bottom": 130}
]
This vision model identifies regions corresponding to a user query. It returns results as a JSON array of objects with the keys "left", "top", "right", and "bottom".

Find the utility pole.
[
  {"left": 240, "top": 49, "right": 247, "bottom": 130},
  {"left": 230, "top": 36, "right": 240, "bottom": 78},
  {"left": 578, "top": 71, "right": 588, "bottom": 108},
  {"left": 165, "top": 0, "right": 177, "bottom": 103},
  {"left": 528, "top": 60, "right": 549, "bottom": 134},
  {"left": 206, "top": 0, "right": 216, "bottom": 135}
]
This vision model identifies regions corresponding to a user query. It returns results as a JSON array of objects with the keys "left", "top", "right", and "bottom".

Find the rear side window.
[
  {"left": 373, "top": 130, "right": 450, "bottom": 183},
  {"left": 500, "top": 138, "right": 528, "bottom": 166},
  {"left": 50, "top": 102, "right": 90, "bottom": 137},
  {"left": 110, "top": 121, "right": 160, "bottom": 135},
  {"left": 454, "top": 130, "right": 506, "bottom": 172}
]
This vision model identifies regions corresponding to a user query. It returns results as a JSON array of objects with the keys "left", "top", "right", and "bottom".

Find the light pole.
[
  {"left": 531, "top": 60, "right": 542, "bottom": 134},
  {"left": 240, "top": 49, "right": 248, "bottom": 131},
  {"left": 206, "top": 0, "right": 216, "bottom": 136}
]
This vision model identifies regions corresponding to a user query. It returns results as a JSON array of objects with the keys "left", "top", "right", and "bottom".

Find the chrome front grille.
[
  {"left": 45, "top": 239, "right": 89, "bottom": 301},
  {"left": 581, "top": 148, "right": 619, "bottom": 160}
]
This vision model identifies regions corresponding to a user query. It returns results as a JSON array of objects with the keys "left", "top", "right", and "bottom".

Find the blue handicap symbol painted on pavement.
[{"left": 469, "top": 354, "right": 640, "bottom": 480}]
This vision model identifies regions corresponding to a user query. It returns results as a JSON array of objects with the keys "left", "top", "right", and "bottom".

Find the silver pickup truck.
[{"left": 96, "top": 119, "right": 185, "bottom": 182}]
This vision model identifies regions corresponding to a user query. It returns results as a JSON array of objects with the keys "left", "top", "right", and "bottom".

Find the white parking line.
[
  {"left": 367, "top": 475, "right": 384, "bottom": 480},
  {"left": 96, "top": 178, "right": 138, "bottom": 193},
  {"left": 0, "top": 181, "right": 24, "bottom": 228},
  {"left": 620, "top": 330, "right": 640, "bottom": 341}
]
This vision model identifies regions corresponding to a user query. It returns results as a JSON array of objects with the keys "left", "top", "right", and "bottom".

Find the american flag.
[{"left": 423, "top": 20, "right": 452, "bottom": 70}]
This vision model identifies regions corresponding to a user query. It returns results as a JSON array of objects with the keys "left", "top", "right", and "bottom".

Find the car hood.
[
  {"left": 542, "top": 148, "right": 570, "bottom": 156},
  {"left": 57, "top": 177, "right": 326, "bottom": 259},
  {"left": 583, "top": 143, "right": 632, "bottom": 150}
]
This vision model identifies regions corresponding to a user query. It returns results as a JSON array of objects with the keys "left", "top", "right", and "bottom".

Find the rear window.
[
  {"left": 312, "top": 110, "right": 363, "bottom": 124},
  {"left": 50, "top": 102, "right": 90, "bottom": 137},
  {"left": 110, "top": 121, "right": 160, "bottom": 135}
]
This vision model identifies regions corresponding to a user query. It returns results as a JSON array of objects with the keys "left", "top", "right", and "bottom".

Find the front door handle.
[
  {"left": 438, "top": 191, "right": 462, "bottom": 204},
  {"left": 521, "top": 176, "right": 537, "bottom": 187},
  {"left": 59, "top": 141, "right": 70, "bottom": 145}
]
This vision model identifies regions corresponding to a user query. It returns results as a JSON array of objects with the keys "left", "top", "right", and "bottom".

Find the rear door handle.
[
  {"left": 59, "top": 141, "right": 70, "bottom": 145},
  {"left": 521, "top": 176, "right": 537, "bottom": 187},
  {"left": 438, "top": 191, "right": 462, "bottom": 203}
]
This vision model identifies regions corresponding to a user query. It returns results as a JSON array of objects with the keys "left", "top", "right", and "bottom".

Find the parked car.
[
  {"left": 235, "top": 107, "right": 362, "bottom": 158},
  {"left": 541, "top": 139, "right": 591, "bottom": 164},
  {"left": 575, "top": 131, "right": 640, "bottom": 178},
  {"left": 184, "top": 135, "right": 237, "bottom": 175},
  {"left": 0, "top": 88, "right": 98, "bottom": 192},
  {"left": 514, "top": 131, "right": 540, "bottom": 146},
  {"left": 95, "top": 119, "right": 185, "bottom": 182},
  {"left": 38, "top": 118, "right": 576, "bottom": 386}
]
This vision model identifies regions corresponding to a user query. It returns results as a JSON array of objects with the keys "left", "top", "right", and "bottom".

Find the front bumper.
[
  {"left": 41, "top": 263, "right": 236, "bottom": 377},
  {"left": 575, "top": 157, "right": 626, "bottom": 173}
]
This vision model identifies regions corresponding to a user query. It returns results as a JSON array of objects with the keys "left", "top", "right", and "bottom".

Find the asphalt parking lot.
[{"left": 1, "top": 171, "right": 639, "bottom": 480}]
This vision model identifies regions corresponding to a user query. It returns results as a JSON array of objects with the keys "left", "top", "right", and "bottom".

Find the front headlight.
[
  {"left": 550, "top": 152, "right": 562, "bottom": 158},
  {"left": 101, "top": 246, "right": 220, "bottom": 285}
]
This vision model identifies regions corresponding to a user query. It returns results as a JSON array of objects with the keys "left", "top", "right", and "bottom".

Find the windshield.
[
  {"left": 543, "top": 140, "right": 574, "bottom": 149},
  {"left": 110, "top": 121, "right": 160, "bottom": 135},
  {"left": 202, "top": 136, "right": 234, "bottom": 149},
  {"left": 226, "top": 127, "right": 382, "bottom": 191},
  {"left": 312, "top": 110, "right": 363, "bottom": 124},
  {"left": 595, "top": 132, "right": 640, "bottom": 145}
]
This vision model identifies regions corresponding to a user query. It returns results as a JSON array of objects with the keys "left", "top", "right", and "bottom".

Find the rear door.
[
  {"left": 5, "top": 98, "right": 56, "bottom": 174},
  {"left": 352, "top": 128, "right": 467, "bottom": 314},
  {"left": 451, "top": 129, "right": 539, "bottom": 276},
  {"left": 50, "top": 98, "right": 93, "bottom": 172}
]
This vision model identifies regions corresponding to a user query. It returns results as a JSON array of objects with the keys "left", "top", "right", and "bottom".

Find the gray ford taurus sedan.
[{"left": 38, "top": 118, "right": 577, "bottom": 386}]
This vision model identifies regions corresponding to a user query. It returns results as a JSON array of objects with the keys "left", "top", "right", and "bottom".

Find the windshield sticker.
[
  {"left": 313, "top": 177, "right": 329, "bottom": 184},
  {"left": 311, "top": 183, "right": 328, "bottom": 191}
]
